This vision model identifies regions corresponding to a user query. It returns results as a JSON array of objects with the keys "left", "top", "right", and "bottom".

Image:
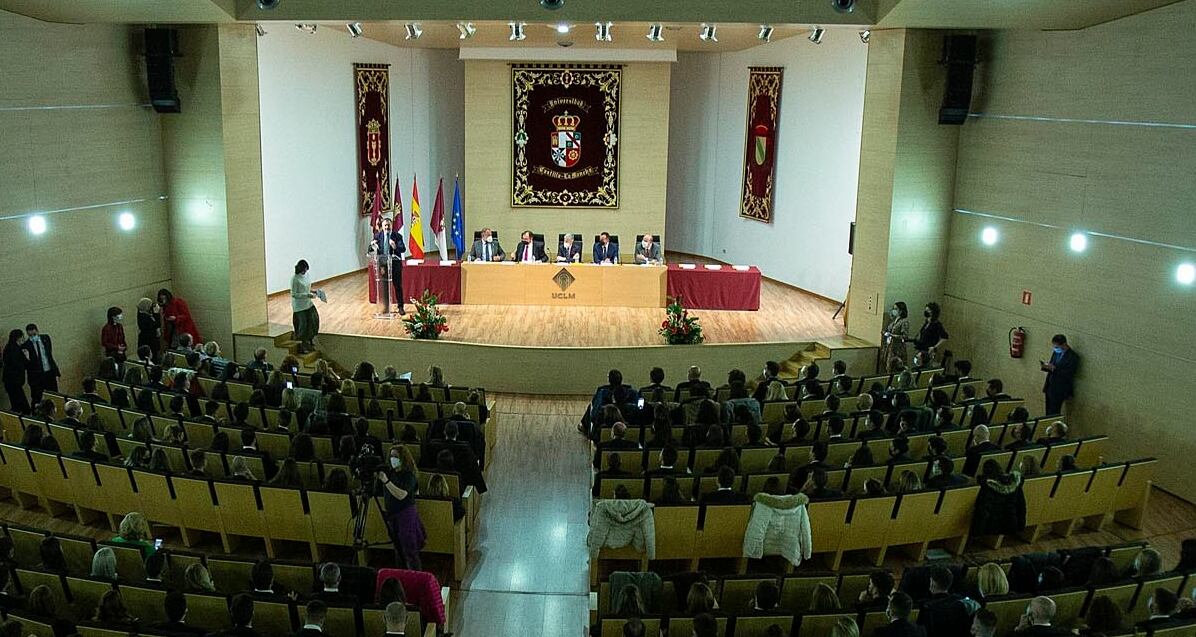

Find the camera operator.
[{"left": 376, "top": 444, "right": 426, "bottom": 569}]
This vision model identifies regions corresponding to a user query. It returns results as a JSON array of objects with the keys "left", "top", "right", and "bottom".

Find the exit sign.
[{"left": 1021, "top": 290, "right": 1032, "bottom": 305}]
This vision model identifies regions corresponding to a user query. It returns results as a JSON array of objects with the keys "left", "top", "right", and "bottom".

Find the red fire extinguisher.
[{"left": 1009, "top": 327, "right": 1026, "bottom": 359}]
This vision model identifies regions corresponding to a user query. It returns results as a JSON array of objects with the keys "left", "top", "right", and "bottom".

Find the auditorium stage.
[{"left": 245, "top": 256, "right": 877, "bottom": 394}]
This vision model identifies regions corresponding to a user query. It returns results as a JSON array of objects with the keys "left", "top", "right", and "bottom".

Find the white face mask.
[
  {"left": 890, "top": 308, "right": 899, "bottom": 317},
  {"left": 115, "top": 314, "right": 123, "bottom": 322},
  {"left": 483, "top": 236, "right": 492, "bottom": 244},
  {"left": 641, "top": 240, "right": 650, "bottom": 249},
  {"left": 390, "top": 457, "right": 401, "bottom": 469}
]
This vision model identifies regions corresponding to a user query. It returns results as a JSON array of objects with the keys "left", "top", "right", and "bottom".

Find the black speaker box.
[
  {"left": 939, "top": 34, "right": 977, "bottom": 125},
  {"left": 144, "top": 28, "right": 181, "bottom": 113}
]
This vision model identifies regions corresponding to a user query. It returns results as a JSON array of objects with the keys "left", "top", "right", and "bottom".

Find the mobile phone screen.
[
  {"left": 154, "top": 538, "right": 163, "bottom": 549},
  {"left": 286, "top": 381, "right": 294, "bottom": 389},
  {"left": 637, "top": 398, "right": 645, "bottom": 408}
]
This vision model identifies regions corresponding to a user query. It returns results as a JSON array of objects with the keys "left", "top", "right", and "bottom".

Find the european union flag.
[{"left": 450, "top": 176, "right": 465, "bottom": 258}]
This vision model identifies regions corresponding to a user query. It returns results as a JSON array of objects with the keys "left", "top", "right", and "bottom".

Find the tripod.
[{"left": 350, "top": 474, "right": 392, "bottom": 565}]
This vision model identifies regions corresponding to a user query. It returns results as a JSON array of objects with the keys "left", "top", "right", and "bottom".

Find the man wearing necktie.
[
  {"left": 21, "top": 323, "right": 59, "bottom": 403},
  {"left": 372, "top": 217, "right": 405, "bottom": 314},
  {"left": 1040, "top": 334, "right": 1079, "bottom": 416},
  {"left": 469, "top": 228, "right": 505, "bottom": 262},
  {"left": 515, "top": 230, "right": 548, "bottom": 263},
  {"left": 593, "top": 232, "right": 619, "bottom": 265}
]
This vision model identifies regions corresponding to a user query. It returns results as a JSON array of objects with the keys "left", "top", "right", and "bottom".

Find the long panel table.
[
  {"left": 461, "top": 262, "right": 666, "bottom": 307},
  {"left": 666, "top": 263, "right": 762, "bottom": 311}
]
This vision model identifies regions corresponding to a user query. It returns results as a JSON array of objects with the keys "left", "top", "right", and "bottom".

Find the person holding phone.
[{"left": 1040, "top": 334, "right": 1079, "bottom": 417}]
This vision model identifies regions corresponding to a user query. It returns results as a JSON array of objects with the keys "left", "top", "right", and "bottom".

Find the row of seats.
[
  {"left": 0, "top": 442, "right": 469, "bottom": 580},
  {"left": 592, "top": 458, "right": 1155, "bottom": 578}
]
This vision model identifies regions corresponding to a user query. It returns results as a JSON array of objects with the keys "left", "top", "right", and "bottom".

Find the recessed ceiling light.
[
  {"left": 118, "top": 212, "right": 136, "bottom": 231},
  {"left": 1068, "top": 232, "right": 1088, "bottom": 253},
  {"left": 27, "top": 215, "right": 46, "bottom": 235},
  {"left": 1177, "top": 263, "right": 1196, "bottom": 286},
  {"left": 556, "top": 23, "right": 570, "bottom": 35},
  {"left": 980, "top": 226, "right": 998, "bottom": 246}
]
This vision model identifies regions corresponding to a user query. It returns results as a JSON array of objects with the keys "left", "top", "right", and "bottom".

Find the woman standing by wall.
[
  {"left": 2, "top": 329, "right": 30, "bottom": 415},
  {"left": 100, "top": 307, "right": 127, "bottom": 360},
  {"left": 883, "top": 301, "right": 910, "bottom": 366},
  {"left": 158, "top": 288, "right": 201, "bottom": 348},
  {"left": 136, "top": 298, "right": 162, "bottom": 362},
  {"left": 291, "top": 259, "right": 322, "bottom": 354}
]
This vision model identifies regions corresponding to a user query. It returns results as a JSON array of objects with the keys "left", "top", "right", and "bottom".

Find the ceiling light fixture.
[
  {"left": 347, "top": 22, "right": 363, "bottom": 38},
  {"left": 255, "top": 24, "right": 267, "bottom": 37},
  {"left": 118, "top": 212, "right": 136, "bottom": 231},
  {"left": 596, "top": 21, "right": 612, "bottom": 42},
  {"left": 508, "top": 21, "right": 526, "bottom": 41},
  {"left": 1069, "top": 232, "right": 1088, "bottom": 253},
  {"left": 808, "top": 26, "right": 826, "bottom": 44},
  {"left": 257, "top": 0, "right": 280, "bottom": 9},
  {"left": 295, "top": 24, "right": 317, "bottom": 34},
  {"left": 404, "top": 23, "right": 423, "bottom": 40},
  {"left": 646, "top": 24, "right": 664, "bottom": 42},
  {"left": 757, "top": 25, "right": 773, "bottom": 42},
  {"left": 555, "top": 23, "right": 570, "bottom": 35},
  {"left": 699, "top": 23, "right": 718, "bottom": 43},
  {"left": 456, "top": 22, "right": 477, "bottom": 39},
  {"left": 27, "top": 215, "right": 47, "bottom": 236},
  {"left": 831, "top": 0, "right": 857, "bottom": 14},
  {"left": 859, "top": 29, "right": 870, "bottom": 44}
]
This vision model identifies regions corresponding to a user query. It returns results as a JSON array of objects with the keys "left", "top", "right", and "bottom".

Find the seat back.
[
  {"left": 185, "top": 592, "right": 232, "bottom": 631},
  {"left": 115, "top": 584, "right": 167, "bottom": 624},
  {"left": 841, "top": 496, "right": 895, "bottom": 552},
  {"left": 718, "top": 576, "right": 779, "bottom": 612},
  {"left": 731, "top": 614, "right": 794, "bottom": 637},
  {"left": 652, "top": 505, "right": 699, "bottom": 561},
  {"left": 668, "top": 615, "right": 725, "bottom": 637},
  {"left": 259, "top": 485, "right": 312, "bottom": 543},
  {"left": 778, "top": 575, "right": 838, "bottom": 612},
  {"left": 213, "top": 481, "right": 266, "bottom": 538},
  {"left": 65, "top": 575, "right": 115, "bottom": 620},
  {"left": 796, "top": 612, "right": 855, "bottom": 636},
  {"left": 695, "top": 505, "right": 751, "bottom": 558},
  {"left": 807, "top": 500, "right": 851, "bottom": 555},
  {"left": 206, "top": 557, "right": 253, "bottom": 595},
  {"left": 254, "top": 599, "right": 296, "bottom": 636}
]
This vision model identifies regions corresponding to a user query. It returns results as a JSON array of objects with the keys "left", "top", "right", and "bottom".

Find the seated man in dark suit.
[
  {"left": 593, "top": 232, "right": 619, "bottom": 264},
  {"left": 855, "top": 571, "right": 895, "bottom": 611},
  {"left": 71, "top": 431, "right": 109, "bottom": 463},
  {"left": 205, "top": 593, "right": 261, "bottom": 637},
  {"left": 239, "top": 429, "right": 278, "bottom": 480},
  {"left": 152, "top": 590, "right": 207, "bottom": 636},
  {"left": 886, "top": 436, "right": 913, "bottom": 466},
  {"left": 248, "top": 560, "right": 296, "bottom": 603},
  {"left": 925, "top": 457, "right": 968, "bottom": 490},
  {"left": 592, "top": 452, "right": 632, "bottom": 497},
  {"left": 634, "top": 233, "right": 662, "bottom": 264},
  {"left": 790, "top": 442, "right": 833, "bottom": 492},
  {"left": 513, "top": 229, "right": 548, "bottom": 263},
  {"left": 556, "top": 233, "right": 582, "bottom": 262},
  {"left": 1036, "top": 421, "right": 1068, "bottom": 445},
  {"left": 424, "top": 421, "right": 488, "bottom": 493},
  {"left": 917, "top": 566, "right": 971, "bottom": 637},
  {"left": 1012, "top": 596, "right": 1071, "bottom": 636},
  {"left": 600, "top": 422, "right": 642, "bottom": 452},
  {"left": 295, "top": 600, "right": 327, "bottom": 637},
  {"left": 1004, "top": 423, "right": 1035, "bottom": 451},
  {"left": 639, "top": 367, "right": 672, "bottom": 399},
  {"left": 700, "top": 466, "right": 749, "bottom": 504},
  {"left": 803, "top": 467, "right": 842, "bottom": 501},
  {"left": 962, "top": 425, "right": 999, "bottom": 476},
  {"left": 645, "top": 445, "right": 689, "bottom": 477},
  {"left": 673, "top": 366, "right": 711, "bottom": 402},
  {"left": 143, "top": 550, "right": 173, "bottom": 590},
  {"left": 875, "top": 592, "right": 926, "bottom": 637},
  {"left": 58, "top": 399, "right": 85, "bottom": 428},
  {"left": 468, "top": 227, "right": 505, "bottom": 262},
  {"left": 856, "top": 410, "right": 887, "bottom": 440},
  {"left": 77, "top": 376, "right": 108, "bottom": 404},
  {"left": 311, "top": 563, "right": 357, "bottom": 606}
]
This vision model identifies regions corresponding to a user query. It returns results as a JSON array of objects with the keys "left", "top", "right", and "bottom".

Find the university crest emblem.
[
  {"left": 752, "top": 123, "right": 769, "bottom": 166},
  {"left": 550, "top": 112, "right": 581, "bottom": 169},
  {"left": 366, "top": 119, "right": 383, "bottom": 166}
]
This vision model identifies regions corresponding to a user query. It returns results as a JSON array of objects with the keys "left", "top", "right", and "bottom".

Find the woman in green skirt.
[{"left": 291, "top": 259, "right": 321, "bottom": 353}]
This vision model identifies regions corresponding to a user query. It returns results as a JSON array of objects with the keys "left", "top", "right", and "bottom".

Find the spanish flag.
[{"left": 407, "top": 175, "right": 425, "bottom": 258}]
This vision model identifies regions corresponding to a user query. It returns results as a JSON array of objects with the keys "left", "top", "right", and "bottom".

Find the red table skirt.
[
  {"left": 666, "top": 263, "right": 762, "bottom": 311},
  {"left": 369, "top": 259, "right": 461, "bottom": 305}
]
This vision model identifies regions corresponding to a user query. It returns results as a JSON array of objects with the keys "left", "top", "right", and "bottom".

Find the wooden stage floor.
[{"left": 267, "top": 258, "right": 855, "bottom": 348}]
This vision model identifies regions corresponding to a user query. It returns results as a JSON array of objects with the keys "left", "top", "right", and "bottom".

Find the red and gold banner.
[
  {"left": 512, "top": 64, "right": 621, "bottom": 208},
  {"left": 354, "top": 63, "right": 391, "bottom": 217},
  {"left": 739, "top": 67, "right": 784, "bottom": 224}
]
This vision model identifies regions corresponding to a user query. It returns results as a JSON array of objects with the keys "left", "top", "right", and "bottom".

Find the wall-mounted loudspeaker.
[
  {"left": 144, "top": 28, "right": 181, "bottom": 114},
  {"left": 939, "top": 34, "right": 978, "bottom": 125},
  {"left": 831, "top": 0, "right": 856, "bottom": 13},
  {"left": 848, "top": 221, "right": 856, "bottom": 256}
]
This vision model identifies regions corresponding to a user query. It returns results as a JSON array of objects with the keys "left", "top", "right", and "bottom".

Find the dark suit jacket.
[
  {"left": 556, "top": 241, "right": 582, "bottom": 262},
  {"left": 423, "top": 440, "right": 487, "bottom": 494},
  {"left": 374, "top": 230, "right": 406, "bottom": 262},
  {"left": 925, "top": 473, "right": 967, "bottom": 490},
  {"left": 22, "top": 335, "right": 60, "bottom": 377},
  {"left": 2, "top": 343, "right": 27, "bottom": 385},
  {"left": 1013, "top": 625, "right": 1070, "bottom": 637},
  {"left": 917, "top": 593, "right": 972, "bottom": 637},
  {"left": 593, "top": 241, "right": 619, "bottom": 264},
  {"left": 469, "top": 238, "right": 505, "bottom": 262},
  {"left": 874, "top": 618, "right": 927, "bottom": 637},
  {"left": 311, "top": 590, "right": 358, "bottom": 606},
  {"left": 293, "top": 628, "right": 324, "bottom": 637},
  {"left": 963, "top": 441, "right": 1000, "bottom": 476},
  {"left": 514, "top": 241, "right": 548, "bottom": 262},
  {"left": 700, "top": 489, "right": 750, "bottom": 505},
  {"left": 204, "top": 627, "right": 261, "bottom": 637},
  {"left": 77, "top": 392, "right": 107, "bottom": 404},
  {"left": 807, "top": 487, "right": 843, "bottom": 501},
  {"left": 673, "top": 380, "right": 711, "bottom": 402},
  {"left": 152, "top": 620, "right": 207, "bottom": 636},
  {"left": 71, "top": 449, "right": 109, "bottom": 463},
  {"left": 1042, "top": 349, "right": 1079, "bottom": 400}
]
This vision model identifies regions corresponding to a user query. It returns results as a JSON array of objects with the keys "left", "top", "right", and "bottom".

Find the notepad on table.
[
  {"left": 704, "top": 264, "right": 723, "bottom": 270},
  {"left": 679, "top": 263, "right": 697, "bottom": 270}
]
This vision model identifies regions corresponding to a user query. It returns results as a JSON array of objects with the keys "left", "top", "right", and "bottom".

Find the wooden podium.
[{"left": 460, "top": 263, "right": 665, "bottom": 307}]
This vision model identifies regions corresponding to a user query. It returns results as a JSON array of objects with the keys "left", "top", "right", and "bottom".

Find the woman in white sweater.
[{"left": 291, "top": 259, "right": 321, "bottom": 353}]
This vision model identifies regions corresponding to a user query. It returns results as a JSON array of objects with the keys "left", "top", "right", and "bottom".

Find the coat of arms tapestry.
[
  {"left": 740, "top": 67, "right": 784, "bottom": 224},
  {"left": 512, "top": 64, "right": 621, "bottom": 208},
  {"left": 354, "top": 63, "right": 391, "bottom": 217}
]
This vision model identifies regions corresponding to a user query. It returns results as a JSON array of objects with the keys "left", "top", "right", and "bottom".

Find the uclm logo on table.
[{"left": 552, "top": 268, "right": 577, "bottom": 299}]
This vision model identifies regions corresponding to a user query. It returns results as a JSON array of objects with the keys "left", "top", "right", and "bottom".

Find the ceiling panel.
[
  {"left": 0, "top": 0, "right": 235, "bottom": 23},
  {"left": 877, "top": 0, "right": 1184, "bottom": 30}
]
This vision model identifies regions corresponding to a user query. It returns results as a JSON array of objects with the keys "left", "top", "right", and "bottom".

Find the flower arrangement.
[
  {"left": 402, "top": 291, "right": 449, "bottom": 340},
  {"left": 659, "top": 296, "right": 704, "bottom": 345}
]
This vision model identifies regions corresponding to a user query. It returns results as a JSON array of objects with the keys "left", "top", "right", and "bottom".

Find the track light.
[
  {"left": 255, "top": 24, "right": 267, "bottom": 37},
  {"left": 456, "top": 22, "right": 477, "bottom": 39},
  {"left": 295, "top": 24, "right": 317, "bottom": 34},
  {"left": 646, "top": 24, "right": 664, "bottom": 42},
  {"left": 757, "top": 25, "right": 773, "bottom": 42},
  {"left": 596, "top": 21, "right": 612, "bottom": 42},
  {"left": 347, "top": 22, "right": 363, "bottom": 38},
  {"left": 508, "top": 21, "right": 526, "bottom": 41},
  {"left": 859, "top": 29, "right": 870, "bottom": 44},
  {"left": 808, "top": 26, "right": 825, "bottom": 44},
  {"left": 699, "top": 23, "right": 717, "bottom": 43},
  {"left": 404, "top": 23, "right": 422, "bottom": 40}
]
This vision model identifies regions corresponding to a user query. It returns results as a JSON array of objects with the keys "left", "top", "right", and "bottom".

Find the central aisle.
[{"left": 448, "top": 395, "right": 594, "bottom": 637}]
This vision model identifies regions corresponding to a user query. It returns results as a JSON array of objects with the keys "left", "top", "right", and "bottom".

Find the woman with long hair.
[
  {"left": 157, "top": 288, "right": 201, "bottom": 348},
  {"left": 100, "top": 306, "right": 127, "bottom": 360},
  {"left": 2, "top": 329, "right": 31, "bottom": 415},
  {"left": 378, "top": 444, "right": 425, "bottom": 569},
  {"left": 290, "top": 260, "right": 321, "bottom": 353},
  {"left": 136, "top": 297, "right": 162, "bottom": 363}
]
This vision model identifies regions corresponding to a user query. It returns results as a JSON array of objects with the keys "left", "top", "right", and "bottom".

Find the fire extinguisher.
[{"left": 1009, "top": 327, "right": 1026, "bottom": 359}]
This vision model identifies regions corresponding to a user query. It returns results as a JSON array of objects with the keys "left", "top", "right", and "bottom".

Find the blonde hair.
[
  {"left": 425, "top": 474, "right": 450, "bottom": 498},
  {"left": 764, "top": 381, "right": 787, "bottom": 402},
  {"left": 829, "top": 617, "right": 860, "bottom": 637},
  {"left": 118, "top": 512, "right": 151, "bottom": 541},
  {"left": 281, "top": 388, "right": 298, "bottom": 411},
  {"left": 976, "top": 562, "right": 1009, "bottom": 598},
  {"left": 809, "top": 583, "right": 841, "bottom": 612},
  {"left": 340, "top": 379, "right": 357, "bottom": 396},
  {"left": 185, "top": 563, "right": 215, "bottom": 592},
  {"left": 231, "top": 456, "right": 256, "bottom": 481},
  {"left": 203, "top": 341, "right": 220, "bottom": 357},
  {"left": 894, "top": 470, "right": 923, "bottom": 494}
]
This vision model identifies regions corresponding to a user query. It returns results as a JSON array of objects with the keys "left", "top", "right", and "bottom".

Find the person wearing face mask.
[
  {"left": 593, "top": 231, "right": 619, "bottom": 264},
  {"left": 1040, "top": 334, "right": 1078, "bottom": 417},
  {"left": 22, "top": 323, "right": 60, "bottom": 403},
  {"left": 2, "top": 329, "right": 32, "bottom": 415},
  {"left": 514, "top": 229, "right": 548, "bottom": 263},
  {"left": 468, "top": 227, "right": 505, "bottom": 262},
  {"left": 912, "top": 302, "right": 949, "bottom": 365},
  {"left": 135, "top": 298, "right": 162, "bottom": 363},
  {"left": 556, "top": 233, "right": 582, "bottom": 262},
  {"left": 100, "top": 306, "right": 128, "bottom": 361},
  {"left": 883, "top": 301, "right": 911, "bottom": 364},
  {"left": 378, "top": 444, "right": 425, "bottom": 569},
  {"left": 634, "top": 233, "right": 661, "bottom": 264}
]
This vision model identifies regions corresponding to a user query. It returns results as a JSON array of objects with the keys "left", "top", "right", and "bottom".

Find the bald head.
[
  {"left": 384, "top": 601, "right": 408, "bottom": 632},
  {"left": 612, "top": 422, "right": 627, "bottom": 439},
  {"left": 973, "top": 424, "right": 991, "bottom": 443},
  {"left": 1027, "top": 596, "right": 1056, "bottom": 624}
]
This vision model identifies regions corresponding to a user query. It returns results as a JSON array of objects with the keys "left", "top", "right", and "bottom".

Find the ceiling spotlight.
[
  {"left": 859, "top": 29, "right": 870, "bottom": 44},
  {"left": 831, "top": 0, "right": 856, "bottom": 13},
  {"left": 596, "top": 21, "right": 612, "bottom": 42},
  {"left": 456, "top": 22, "right": 477, "bottom": 39},
  {"left": 295, "top": 24, "right": 317, "bottom": 34},
  {"left": 757, "top": 25, "right": 773, "bottom": 42},
  {"left": 808, "top": 26, "right": 825, "bottom": 44},
  {"left": 1069, "top": 232, "right": 1088, "bottom": 253},
  {"left": 555, "top": 23, "right": 570, "bottom": 35},
  {"left": 699, "top": 23, "right": 718, "bottom": 43},
  {"left": 980, "top": 226, "right": 999, "bottom": 246},
  {"left": 27, "top": 215, "right": 46, "bottom": 236},
  {"left": 255, "top": 24, "right": 267, "bottom": 37},
  {"left": 118, "top": 212, "right": 136, "bottom": 231},
  {"left": 540, "top": 0, "right": 564, "bottom": 9},
  {"left": 256, "top": 0, "right": 280, "bottom": 9},
  {"left": 404, "top": 23, "right": 422, "bottom": 40},
  {"left": 347, "top": 22, "right": 363, "bottom": 38},
  {"left": 1177, "top": 263, "right": 1196, "bottom": 286},
  {"left": 508, "top": 21, "right": 526, "bottom": 41},
  {"left": 647, "top": 24, "right": 664, "bottom": 42}
]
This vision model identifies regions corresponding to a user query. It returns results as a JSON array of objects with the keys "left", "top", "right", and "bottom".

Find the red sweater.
[
  {"left": 375, "top": 568, "right": 445, "bottom": 625},
  {"left": 100, "top": 323, "right": 126, "bottom": 355}
]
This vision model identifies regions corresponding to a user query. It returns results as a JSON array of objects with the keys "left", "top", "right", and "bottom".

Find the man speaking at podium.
[
  {"left": 371, "top": 216, "right": 405, "bottom": 314},
  {"left": 514, "top": 230, "right": 548, "bottom": 263}
]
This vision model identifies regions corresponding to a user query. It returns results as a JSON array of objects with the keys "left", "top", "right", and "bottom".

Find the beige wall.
[
  {"left": 464, "top": 60, "right": 671, "bottom": 254},
  {"left": 846, "top": 29, "right": 957, "bottom": 346},
  {"left": 943, "top": 1, "right": 1196, "bottom": 498},
  {"left": 162, "top": 25, "right": 267, "bottom": 351},
  {"left": 0, "top": 10, "right": 172, "bottom": 395}
]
